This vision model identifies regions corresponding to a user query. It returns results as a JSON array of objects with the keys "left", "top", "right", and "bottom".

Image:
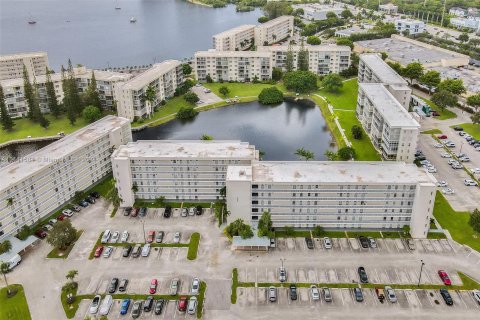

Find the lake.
[
  {"left": 0, "top": 0, "right": 261, "bottom": 70},
  {"left": 133, "top": 99, "right": 336, "bottom": 161}
]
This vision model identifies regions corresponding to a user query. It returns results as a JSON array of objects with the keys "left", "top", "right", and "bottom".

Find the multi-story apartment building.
[
  {"left": 0, "top": 52, "right": 49, "bottom": 81},
  {"left": 212, "top": 25, "right": 256, "bottom": 51},
  {"left": 115, "top": 60, "right": 184, "bottom": 121},
  {"left": 0, "top": 67, "right": 132, "bottom": 118},
  {"left": 226, "top": 161, "right": 436, "bottom": 238},
  {"left": 194, "top": 51, "right": 272, "bottom": 82},
  {"left": 394, "top": 19, "right": 426, "bottom": 35},
  {"left": 254, "top": 16, "right": 294, "bottom": 46},
  {"left": 258, "top": 45, "right": 351, "bottom": 75},
  {"left": 0, "top": 116, "right": 132, "bottom": 240},
  {"left": 111, "top": 141, "right": 259, "bottom": 207},
  {"left": 378, "top": 3, "right": 398, "bottom": 15},
  {"left": 356, "top": 83, "right": 420, "bottom": 162},
  {"left": 358, "top": 53, "right": 411, "bottom": 109}
]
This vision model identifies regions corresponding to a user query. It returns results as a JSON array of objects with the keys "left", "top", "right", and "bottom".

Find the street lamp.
[
  {"left": 280, "top": 258, "right": 286, "bottom": 269},
  {"left": 141, "top": 219, "right": 146, "bottom": 244},
  {"left": 417, "top": 259, "right": 425, "bottom": 287},
  {"left": 460, "top": 141, "right": 464, "bottom": 154}
]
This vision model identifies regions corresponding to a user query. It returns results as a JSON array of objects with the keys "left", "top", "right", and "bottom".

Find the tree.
[
  {"left": 351, "top": 125, "right": 363, "bottom": 140},
  {"left": 38, "top": 113, "right": 50, "bottom": 129},
  {"left": 16, "top": 225, "right": 31, "bottom": 241},
  {"left": 336, "top": 38, "right": 353, "bottom": 49},
  {"left": 225, "top": 219, "right": 253, "bottom": 239},
  {"left": 0, "top": 85, "right": 15, "bottom": 131},
  {"left": 272, "top": 67, "right": 283, "bottom": 81},
  {"left": 419, "top": 70, "right": 441, "bottom": 94},
  {"left": 1, "top": 262, "right": 12, "bottom": 296},
  {"left": 326, "top": 11, "right": 337, "bottom": 19},
  {"left": 219, "top": 186, "right": 226, "bottom": 200},
  {"left": 200, "top": 134, "right": 213, "bottom": 140},
  {"left": 182, "top": 63, "right": 192, "bottom": 75},
  {"left": 44, "top": 68, "right": 61, "bottom": 118},
  {"left": 306, "top": 36, "right": 321, "bottom": 45},
  {"left": 205, "top": 74, "right": 213, "bottom": 83},
  {"left": 402, "top": 62, "right": 423, "bottom": 84},
  {"left": 341, "top": 9, "right": 353, "bottom": 20},
  {"left": 105, "top": 180, "right": 122, "bottom": 207},
  {"left": 0, "top": 240, "right": 12, "bottom": 254},
  {"left": 402, "top": 225, "right": 411, "bottom": 237},
  {"left": 258, "top": 211, "right": 273, "bottom": 237},
  {"left": 23, "top": 65, "right": 41, "bottom": 121},
  {"left": 295, "top": 147, "right": 315, "bottom": 161},
  {"left": 387, "top": 61, "right": 403, "bottom": 74},
  {"left": 142, "top": 84, "right": 157, "bottom": 117},
  {"left": 258, "top": 87, "right": 284, "bottom": 105},
  {"left": 66, "top": 59, "right": 82, "bottom": 114},
  {"left": 324, "top": 150, "right": 338, "bottom": 161},
  {"left": 219, "top": 86, "right": 230, "bottom": 97},
  {"left": 297, "top": 41, "right": 309, "bottom": 71},
  {"left": 263, "top": 2, "right": 292, "bottom": 19},
  {"left": 438, "top": 79, "right": 466, "bottom": 95},
  {"left": 380, "top": 52, "right": 388, "bottom": 60},
  {"left": 82, "top": 105, "right": 102, "bottom": 123},
  {"left": 312, "top": 225, "right": 326, "bottom": 237},
  {"left": 46, "top": 219, "right": 78, "bottom": 251},
  {"left": 283, "top": 71, "right": 318, "bottom": 93},
  {"left": 469, "top": 209, "right": 480, "bottom": 233},
  {"left": 258, "top": 16, "right": 269, "bottom": 23},
  {"left": 458, "top": 33, "right": 469, "bottom": 43},
  {"left": 321, "top": 74, "right": 343, "bottom": 92},
  {"left": 184, "top": 92, "right": 199, "bottom": 104},
  {"left": 471, "top": 112, "right": 480, "bottom": 124},
  {"left": 62, "top": 66, "right": 76, "bottom": 125},
  {"left": 467, "top": 94, "right": 480, "bottom": 112},
  {"left": 86, "top": 71, "right": 101, "bottom": 109},
  {"left": 176, "top": 106, "right": 198, "bottom": 120},
  {"left": 431, "top": 90, "right": 458, "bottom": 111},
  {"left": 66, "top": 269, "right": 78, "bottom": 283},
  {"left": 337, "top": 147, "right": 356, "bottom": 160},
  {"left": 285, "top": 44, "right": 294, "bottom": 72}
]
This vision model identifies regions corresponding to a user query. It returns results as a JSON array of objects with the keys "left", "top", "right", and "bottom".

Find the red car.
[
  {"left": 149, "top": 279, "right": 158, "bottom": 294},
  {"left": 57, "top": 214, "right": 66, "bottom": 221},
  {"left": 438, "top": 270, "right": 452, "bottom": 285},
  {"left": 35, "top": 229, "right": 47, "bottom": 239},
  {"left": 94, "top": 246, "right": 104, "bottom": 258},
  {"left": 131, "top": 208, "right": 139, "bottom": 217},
  {"left": 437, "top": 135, "right": 448, "bottom": 139},
  {"left": 147, "top": 230, "right": 155, "bottom": 243},
  {"left": 178, "top": 296, "right": 188, "bottom": 312}
]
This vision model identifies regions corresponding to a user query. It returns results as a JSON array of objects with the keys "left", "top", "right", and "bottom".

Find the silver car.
[
  {"left": 121, "top": 230, "right": 129, "bottom": 243},
  {"left": 187, "top": 296, "right": 197, "bottom": 315},
  {"left": 323, "top": 237, "right": 332, "bottom": 249},
  {"left": 322, "top": 287, "right": 332, "bottom": 302},
  {"left": 385, "top": 286, "right": 397, "bottom": 303},
  {"left": 191, "top": 277, "right": 200, "bottom": 295},
  {"left": 110, "top": 231, "right": 120, "bottom": 243},
  {"left": 310, "top": 285, "right": 320, "bottom": 300},
  {"left": 170, "top": 278, "right": 180, "bottom": 295},
  {"left": 173, "top": 232, "right": 181, "bottom": 243}
]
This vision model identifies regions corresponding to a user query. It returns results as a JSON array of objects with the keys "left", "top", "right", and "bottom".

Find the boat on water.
[
  {"left": 130, "top": 17, "right": 137, "bottom": 23},
  {"left": 28, "top": 14, "right": 36, "bottom": 24},
  {"left": 115, "top": 0, "right": 121, "bottom": 10}
]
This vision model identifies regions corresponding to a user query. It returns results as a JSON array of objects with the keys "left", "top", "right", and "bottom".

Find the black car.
[
  {"left": 132, "top": 301, "right": 142, "bottom": 318},
  {"left": 119, "top": 278, "right": 129, "bottom": 292},
  {"left": 90, "top": 191, "right": 100, "bottom": 199},
  {"left": 415, "top": 155, "right": 427, "bottom": 161},
  {"left": 85, "top": 197, "right": 95, "bottom": 204},
  {"left": 156, "top": 231, "right": 164, "bottom": 243},
  {"left": 164, "top": 206, "right": 172, "bottom": 218},
  {"left": 196, "top": 205, "right": 203, "bottom": 215},
  {"left": 305, "top": 237, "right": 314, "bottom": 249},
  {"left": 139, "top": 207, "right": 147, "bottom": 217},
  {"left": 108, "top": 278, "right": 119, "bottom": 294},
  {"left": 123, "top": 245, "right": 132, "bottom": 257},
  {"left": 78, "top": 200, "right": 89, "bottom": 207},
  {"left": 289, "top": 285, "right": 298, "bottom": 300},
  {"left": 440, "top": 289, "right": 453, "bottom": 305},
  {"left": 154, "top": 299, "right": 165, "bottom": 315},
  {"left": 143, "top": 296, "right": 154, "bottom": 312},
  {"left": 358, "top": 236, "right": 369, "bottom": 249},
  {"left": 453, "top": 126, "right": 464, "bottom": 131},
  {"left": 358, "top": 267, "right": 368, "bottom": 283},
  {"left": 353, "top": 287, "right": 364, "bottom": 302},
  {"left": 124, "top": 207, "right": 132, "bottom": 216}
]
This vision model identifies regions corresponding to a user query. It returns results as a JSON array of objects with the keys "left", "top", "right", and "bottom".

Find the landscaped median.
[
  {"left": 451, "top": 123, "right": 480, "bottom": 140},
  {"left": 0, "top": 284, "right": 32, "bottom": 320},
  {"left": 46, "top": 230, "right": 84, "bottom": 259}
]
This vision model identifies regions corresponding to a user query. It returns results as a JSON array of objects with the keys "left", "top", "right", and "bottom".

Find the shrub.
[
  {"left": 337, "top": 147, "right": 356, "bottom": 160},
  {"left": 351, "top": 125, "right": 363, "bottom": 139},
  {"left": 272, "top": 67, "right": 283, "bottom": 81},
  {"left": 306, "top": 36, "right": 321, "bottom": 45},
  {"left": 283, "top": 71, "right": 318, "bottom": 93},
  {"left": 184, "top": 92, "right": 199, "bottom": 104},
  {"left": 321, "top": 73, "right": 343, "bottom": 92},
  {"left": 312, "top": 225, "right": 326, "bottom": 237},
  {"left": 469, "top": 209, "right": 480, "bottom": 233},
  {"left": 258, "top": 16, "right": 269, "bottom": 23},
  {"left": 258, "top": 87, "right": 284, "bottom": 105},
  {"left": 176, "top": 106, "right": 198, "bottom": 120}
]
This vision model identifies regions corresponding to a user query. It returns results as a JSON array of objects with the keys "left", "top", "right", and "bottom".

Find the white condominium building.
[
  {"left": 115, "top": 60, "right": 184, "bottom": 121},
  {"left": 358, "top": 53, "right": 411, "bottom": 109},
  {"left": 258, "top": 45, "right": 351, "bottom": 75},
  {"left": 254, "top": 15, "right": 294, "bottom": 46},
  {"left": 378, "top": 3, "right": 398, "bottom": 15},
  {"left": 213, "top": 25, "right": 256, "bottom": 51},
  {"left": 194, "top": 51, "right": 272, "bottom": 82},
  {"left": 226, "top": 161, "right": 436, "bottom": 239},
  {"left": 395, "top": 19, "right": 426, "bottom": 35},
  {"left": 112, "top": 141, "right": 259, "bottom": 207},
  {"left": 0, "top": 116, "right": 132, "bottom": 240},
  {"left": 0, "top": 52, "right": 49, "bottom": 81},
  {"left": 356, "top": 83, "right": 420, "bottom": 162},
  {"left": 0, "top": 67, "right": 132, "bottom": 118}
]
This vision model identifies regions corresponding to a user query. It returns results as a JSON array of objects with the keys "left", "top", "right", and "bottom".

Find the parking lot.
[{"left": 190, "top": 85, "right": 223, "bottom": 106}]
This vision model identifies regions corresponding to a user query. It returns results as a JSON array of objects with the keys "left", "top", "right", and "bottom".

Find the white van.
[
  {"left": 141, "top": 243, "right": 151, "bottom": 257},
  {"left": 101, "top": 230, "right": 111, "bottom": 244},
  {"left": 99, "top": 294, "right": 113, "bottom": 315},
  {"left": 5, "top": 254, "right": 22, "bottom": 270}
]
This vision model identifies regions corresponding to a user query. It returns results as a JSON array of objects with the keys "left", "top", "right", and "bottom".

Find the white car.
[
  {"left": 427, "top": 167, "right": 437, "bottom": 173},
  {"left": 473, "top": 289, "right": 480, "bottom": 304},
  {"left": 436, "top": 181, "right": 448, "bottom": 187},
  {"left": 464, "top": 179, "right": 478, "bottom": 186},
  {"left": 62, "top": 209, "right": 74, "bottom": 217},
  {"left": 89, "top": 295, "right": 101, "bottom": 314},
  {"left": 442, "top": 188, "right": 455, "bottom": 195},
  {"left": 385, "top": 286, "right": 397, "bottom": 303},
  {"left": 323, "top": 237, "right": 332, "bottom": 249},
  {"left": 100, "top": 230, "right": 111, "bottom": 244},
  {"left": 447, "top": 159, "right": 458, "bottom": 165},
  {"left": 191, "top": 277, "right": 200, "bottom": 295},
  {"left": 121, "top": 230, "right": 129, "bottom": 243},
  {"left": 434, "top": 143, "right": 443, "bottom": 148},
  {"left": 419, "top": 160, "right": 430, "bottom": 165},
  {"left": 452, "top": 164, "right": 463, "bottom": 169},
  {"left": 173, "top": 232, "right": 181, "bottom": 243},
  {"left": 440, "top": 153, "right": 451, "bottom": 158},
  {"left": 310, "top": 285, "right": 320, "bottom": 300},
  {"left": 459, "top": 157, "right": 470, "bottom": 162},
  {"left": 110, "top": 231, "right": 120, "bottom": 243},
  {"left": 187, "top": 296, "right": 197, "bottom": 315},
  {"left": 99, "top": 294, "right": 113, "bottom": 315},
  {"left": 103, "top": 246, "right": 113, "bottom": 258},
  {"left": 471, "top": 168, "right": 480, "bottom": 174}
]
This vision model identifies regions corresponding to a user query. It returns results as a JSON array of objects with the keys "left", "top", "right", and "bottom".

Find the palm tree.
[
  {"left": 6, "top": 198, "right": 13, "bottom": 206},
  {"left": 272, "top": 34, "right": 277, "bottom": 42},
  {"left": 141, "top": 84, "right": 156, "bottom": 118},
  {"left": 1, "top": 262, "right": 11, "bottom": 296},
  {"left": 295, "top": 148, "right": 315, "bottom": 161},
  {"left": 66, "top": 269, "right": 78, "bottom": 283},
  {"left": 132, "top": 183, "right": 139, "bottom": 193}
]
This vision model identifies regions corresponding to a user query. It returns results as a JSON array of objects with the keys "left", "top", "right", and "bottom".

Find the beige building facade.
[
  {"left": 254, "top": 16, "right": 294, "bottom": 46},
  {"left": 0, "top": 52, "right": 49, "bottom": 81},
  {"left": 213, "top": 25, "right": 256, "bottom": 51}
]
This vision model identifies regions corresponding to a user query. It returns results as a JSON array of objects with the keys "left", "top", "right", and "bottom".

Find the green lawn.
[
  {"left": 187, "top": 232, "right": 201, "bottom": 260},
  {"left": 203, "top": 82, "right": 277, "bottom": 98},
  {"left": 421, "top": 129, "right": 442, "bottom": 135},
  {"left": 454, "top": 123, "right": 480, "bottom": 140},
  {"left": 433, "top": 191, "right": 479, "bottom": 251},
  {"left": 422, "top": 98, "right": 456, "bottom": 120},
  {"left": 317, "top": 78, "right": 358, "bottom": 111},
  {"left": 0, "top": 115, "right": 90, "bottom": 144},
  {"left": 0, "top": 284, "right": 32, "bottom": 320},
  {"left": 131, "top": 96, "right": 193, "bottom": 127}
]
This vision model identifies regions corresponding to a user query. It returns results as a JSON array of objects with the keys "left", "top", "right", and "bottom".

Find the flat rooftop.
[
  {"left": 113, "top": 140, "right": 258, "bottom": 160},
  {"left": 0, "top": 51, "right": 47, "bottom": 61},
  {"left": 356, "top": 37, "right": 469, "bottom": 66},
  {"left": 213, "top": 24, "right": 255, "bottom": 38},
  {"left": 429, "top": 66, "right": 480, "bottom": 94},
  {"left": 258, "top": 45, "right": 351, "bottom": 52},
  {"left": 257, "top": 15, "right": 292, "bottom": 28},
  {"left": 335, "top": 25, "right": 373, "bottom": 36},
  {"left": 360, "top": 53, "right": 407, "bottom": 85},
  {"left": 195, "top": 51, "right": 271, "bottom": 58},
  {"left": 120, "top": 60, "right": 181, "bottom": 91},
  {"left": 246, "top": 161, "right": 435, "bottom": 184},
  {"left": 0, "top": 116, "right": 130, "bottom": 191},
  {"left": 359, "top": 83, "right": 419, "bottom": 128}
]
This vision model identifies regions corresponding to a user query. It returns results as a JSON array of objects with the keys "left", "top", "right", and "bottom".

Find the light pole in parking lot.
[
  {"left": 417, "top": 259, "right": 425, "bottom": 287},
  {"left": 460, "top": 142, "right": 464, "bottom": 154},
  {"left": 141, "top": 220, "right": 146, "bottom": 244},
  {"left": 280, "top": 258, "right": 286, "bottom": 269}
]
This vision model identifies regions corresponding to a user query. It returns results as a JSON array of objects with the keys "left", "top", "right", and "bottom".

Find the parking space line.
[{"left": 455, "top": 290, "right": 468, "bottom": 309}]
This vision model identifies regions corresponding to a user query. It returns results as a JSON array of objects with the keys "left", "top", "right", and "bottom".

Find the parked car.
[
  {"left": 119, "top": 279, "right": 129, "bottom": 292},
  {"left": 406, "top": 239, "right": 416, "bottom": 250},
  {"left": 170, "top": 278, "right": 180, "bottom": 295},
  {"left": 270, "top": 238, "right": 276, "bottom": 248},
  {"left": 48, "top": 219, "right": 57, "bottom": 226},
  {"left": 268, "top": 286, "right": 277, "bottom": 302},
  {"left": 131, "top": 300, "right": 142, "bottom": 318},
  {"left": 196, "top": 205, "right": 203, "bottom": 215},
  {"left": 181, "top": 208, "right": 188, "bottom": 217},
  {"left": 438, "top": 270, "right": 452, "bottom": 285},
  {"left": 108, "top": 278, "right": 119, "bottom": 294},
  {"left": 120, "top": 299, "right": 130, "bottom": 315},
  {"left": 42, "top": 224, "right": 53, "bottom": 232},
  {"left": 35, "top": 229, "right": 47, "bottom": 239},
  {"left": 85, "top": 196, "right": 95, "bottom": 204},
  {"left": 385, "top": 286, "right": 397, "bottom": 303},
  {"left": 173, "top": 232, "right": 181, "bottom": 243},
  {"left": 323, "top": 237, "right": 332, "bottom": 249},
  {"left": 139, "top": 207, "right": 147, "bottom": 217},
  {"left": 154, "top": 299, "right": 165, "bottom": 315},
  {"left": 149, "top": 279, "right": 158, "bottom": 294},
  {"left": 191, "top": 277, "right": 200, "bottom": 295},
  {"left": 440, "top": 289, "right": 453, "bottom": 305},
  {"left": 359, "top": 236, "right": 369, "bottom": 249},
  {"left": 99, "top": 294, "right": 113, "bottom": 316},
  {"left": 375, "top": 288, "right": 385, "bottom": 302},
  {"left": 187, "top": 297, "right": 197, "bottom": 315},
  {"left": 289, "top": 285, "right": 298, "bottom": 300},
  {"left": 147, "top": 230, "right": 155, "bottom": 243},
  {"left": 103, "top": 246, "right": 113, "bottom": 258},
  {"left": 90, "top": 191, "right": 100, "bottom": 199},
  {"left": 132, "top": 244, "right": 142, "bottom": 258},
  {"left": 124, "top": 207, "right": 132, "bottom": 216},
  {"left": 305, "top": 237, "right": 314, "bottom": 249},
  {"left": 121, "top": 230, "right": 129, "bottom": 242},
  {"left": 464, "top": 179, "right": 478, "bottom": 186},
  {"left": 322, "top": 287, "right": 332, "bottom": 302},
  {"left": 131, "top": 208, "right": 139, "bottom": 217},
  {"left": 442, "top": 188, "right": 455, "bottom": 195},
  {"left": 189, "top": 207, "right": 196, "bottom": 216},
  {"left": 437, "top": 135, "right": 448, "bottom": 139},
  {"left": 436, "top": 181, "right": 448, "bottom": 187},
  {"left": 164, "top": 206, "right": 172, "bottom": 218},
  {"left": 368, "top": 237, "right": 377, "bottom": 248},
  {"left": 358, "top": 267, "right": 368, "bottom": 283},
  {"left": 353, "top": 288, "right": 364, "bottom": 302},
  {"left": 453, "top": 126, "right": 463, "bottom": 131},
  {"left": 56, "top": 214, "right": 66, "bottom": 221},
  {"left": 471, "top": 168, "right": 480, "bottom": 174},
  {"left": 78, "top": 200, "right": 89, "bottom": 207},
  {"left": 94, "top": 246, "right": 104, "bottom": 258},
  {"left": 279, "top": 267, "right": 287, "bottom": 282},
  {"left": 62, "top": 209, "right": 73, "bottom": 217},
  {"left": 156, "top": 231, "right": 164, "bottom": 243},
  {"left": 71, "top": 205, "right": 81, "bottom": 212},
  {"left": 141, "top": 243, "right": 151, "bottom": 257},
  {"left": 178, "top": 296, "right": 188, "bottom": 312},
  {"left": 472, "top": 289, "right": 480, "bottom": 304},
  {"left": 122, "top": 245, "right": 132, "bottom": 257},
  {"left": 143, "top": 296, "right": 154, "bottom": 312},
  {"left": 310, "top": 285, "right": 320, "bottom": 300},
  {"left": 89, "top": 295, "right": 102, "bottom": 314},
  {"left": 101, "top": 230, "right": 111, "bottom": 244},
  {"left": 110, "top": 231, "right": 120, "bottom": 243}
]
